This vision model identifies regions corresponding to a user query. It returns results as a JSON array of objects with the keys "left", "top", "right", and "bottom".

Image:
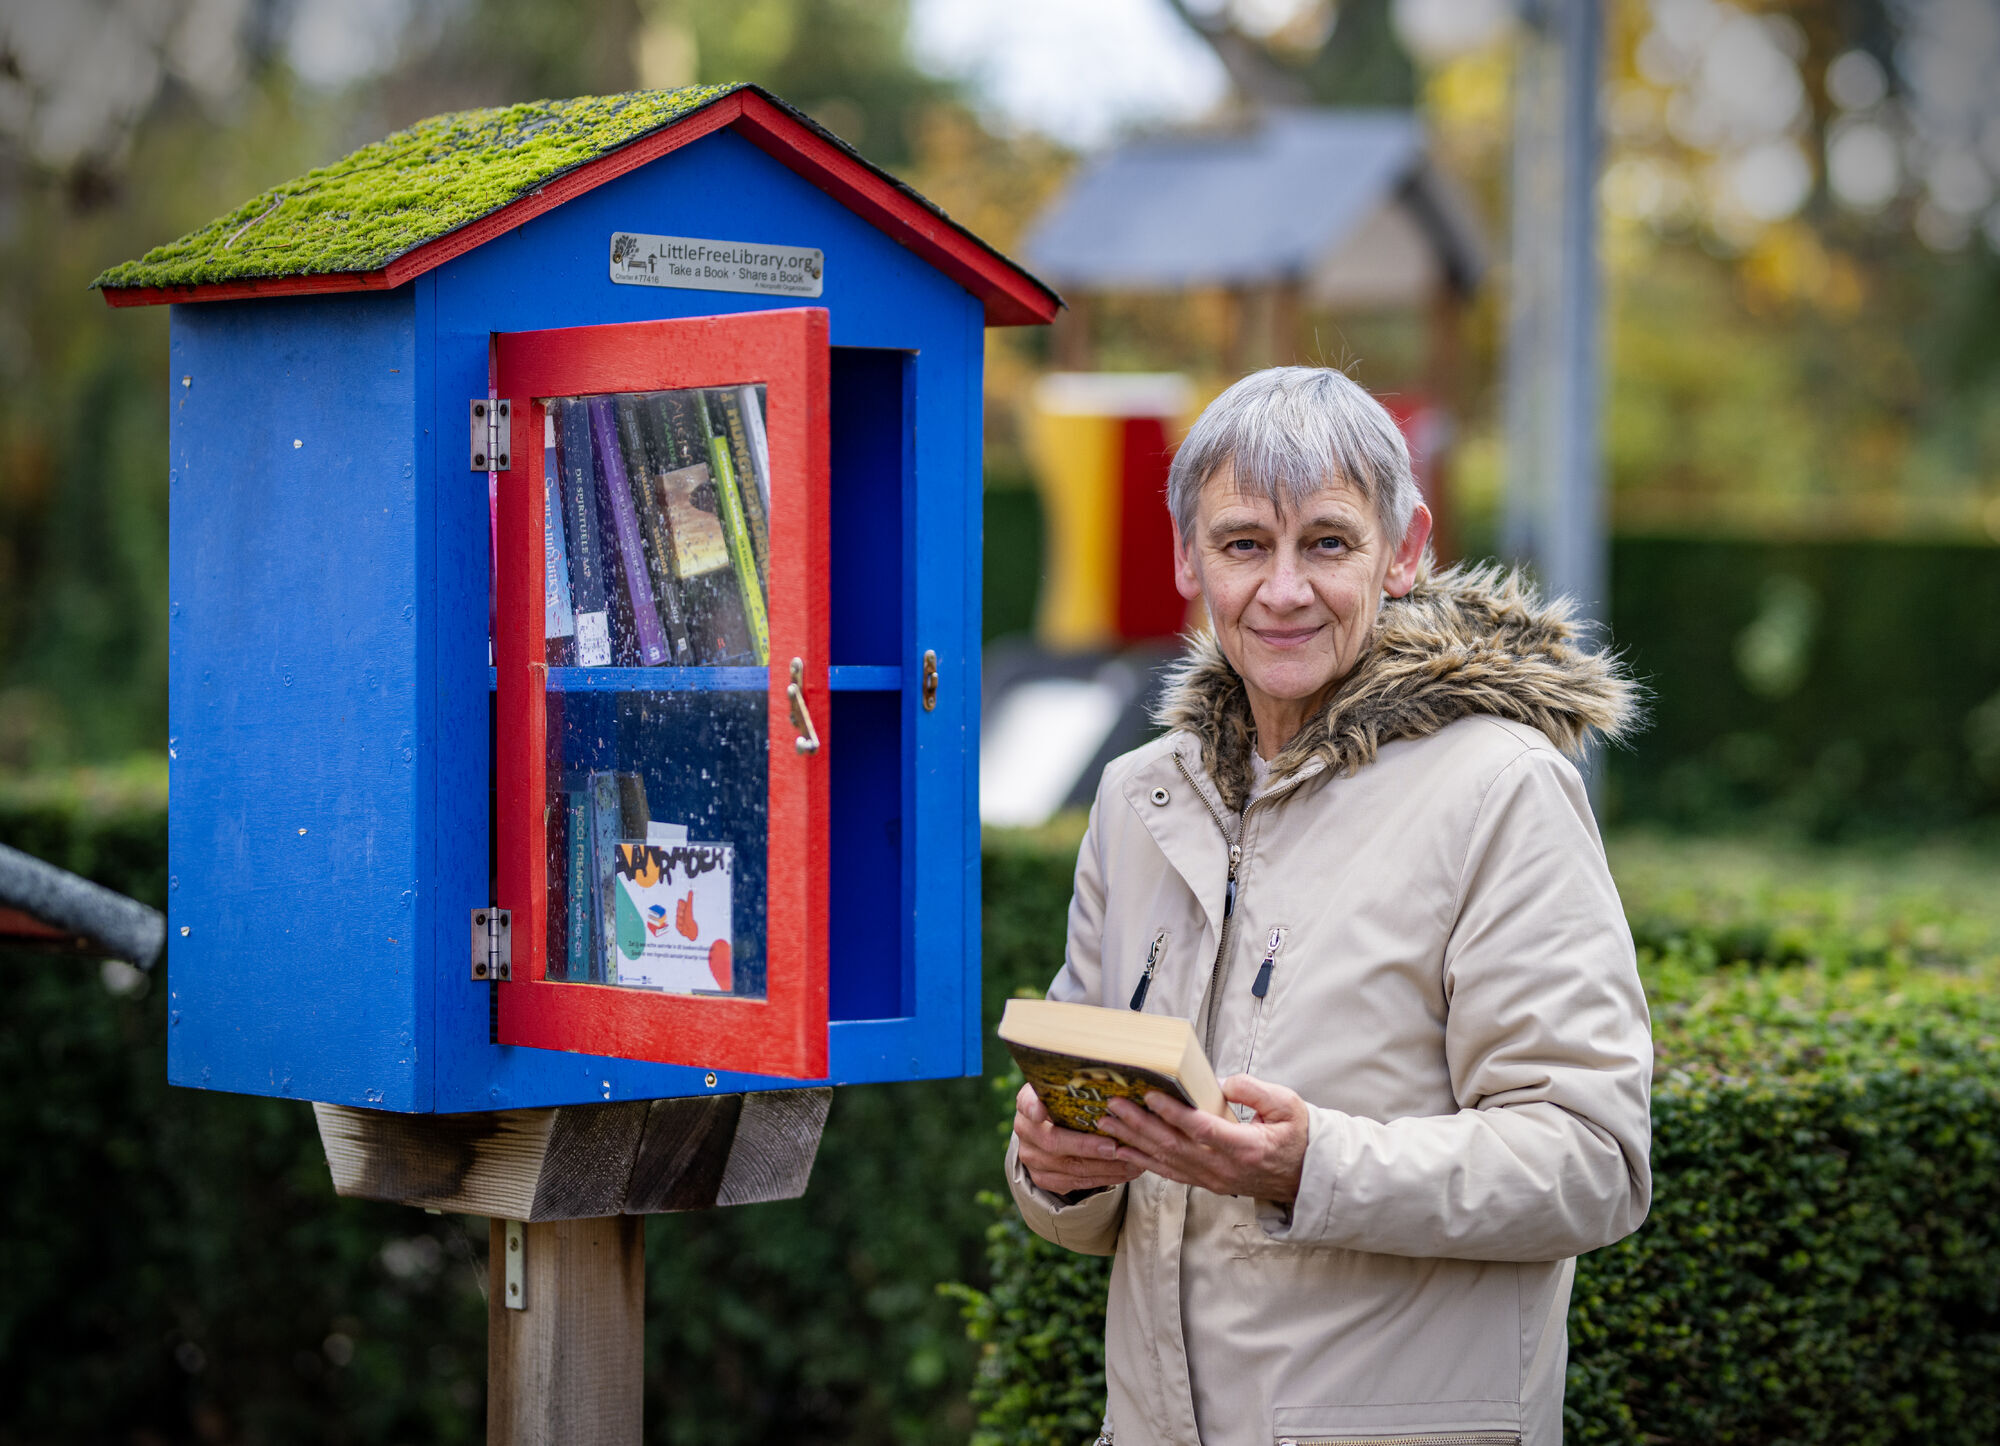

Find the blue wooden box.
[{"left": 102, "top": 85, "right": 1057, "bottom": 1113}]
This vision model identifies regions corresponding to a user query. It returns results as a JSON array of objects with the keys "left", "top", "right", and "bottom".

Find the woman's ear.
[
  {"left": 1173, "top": 524, "right": 1203, "bottom": 603},
  {"left": 1383, "top": 503, "right": 1433, "bottom": 598}
]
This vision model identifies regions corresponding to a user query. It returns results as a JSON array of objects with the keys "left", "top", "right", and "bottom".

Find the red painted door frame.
[{"left": 493, "top": 308, "right": 830, "bottom": 1079}]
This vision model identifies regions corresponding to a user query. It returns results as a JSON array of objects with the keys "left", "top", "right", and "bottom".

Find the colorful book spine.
[
  {"left": 714, "top": 387, "right": 771, "bottom": 589},
  {"left": 588, "top": 396, "right": 671, "bottom": 666},
  {"left": 697, "top": 390, "right": 772, "bottom": 665},
  {"left": 737, "top": 384, "right": 772, "bottom": 519},
  {"left": 565, "top": 788, "right": 591, "bottom": 982},
  {"left": 588, "top": 771, "right": 622, "bottom": 984},
  {"left": 545, "top": 787, "right": 569, "bottom": 980},
  {"left": 614, "top": 395, "right": 695, "bottom": 664},
  {"left": 555, "top": 399, "right": 613, "bottom": 667},
  {"left": 542, "top": 411, "right": 576, "bottom": 652},
  {"left": 656, "top": 392, "right": 758, "bottom": 665}
]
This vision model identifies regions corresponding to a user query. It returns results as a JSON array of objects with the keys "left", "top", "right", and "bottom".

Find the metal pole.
[
  {"left": 1503, "top": 0, "right": 1604, "bottom": 624},
  {"left": 1548, "top": 0, "right": 1605, "bottom": 623}
]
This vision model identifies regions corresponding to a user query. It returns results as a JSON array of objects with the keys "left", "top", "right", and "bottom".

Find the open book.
[{"left": 998, "top": 998, "right": 1228, "bottom": 1135}]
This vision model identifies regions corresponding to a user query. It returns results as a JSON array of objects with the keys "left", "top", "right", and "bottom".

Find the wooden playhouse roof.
[{"left": 94, "top": 83, "right": 1060, "bottom": 326}]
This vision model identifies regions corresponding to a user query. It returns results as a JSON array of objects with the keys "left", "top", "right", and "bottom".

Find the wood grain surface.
[
  {"left": 487, "top": 1214, "right": 644, "bottom": 1446},
  {"left": 314, "top": 1090, "right": 831, "bottom": 1219}
]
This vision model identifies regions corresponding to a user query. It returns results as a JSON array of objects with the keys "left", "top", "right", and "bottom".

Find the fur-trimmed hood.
[{"left": 1156, "top": 561, "right": 1642, "bottom": 813}]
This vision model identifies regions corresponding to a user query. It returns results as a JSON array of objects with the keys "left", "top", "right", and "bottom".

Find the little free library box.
[{"left": 99, "top": 86, "right": 1058, "bottom": 1151}]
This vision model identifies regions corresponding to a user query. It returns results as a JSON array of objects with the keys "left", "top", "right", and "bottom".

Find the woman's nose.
[{"left": 1258, "top": 551, "right": 1314, "bottom": 610}]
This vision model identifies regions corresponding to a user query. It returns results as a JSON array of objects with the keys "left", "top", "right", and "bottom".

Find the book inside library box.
[{"left": 494, "top": 309, "right": 832, "bottom": 1079}]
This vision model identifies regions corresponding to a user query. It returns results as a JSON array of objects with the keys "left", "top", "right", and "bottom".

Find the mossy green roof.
[{"left": 96, "top": 84, "right": 765, "bottom": 291}]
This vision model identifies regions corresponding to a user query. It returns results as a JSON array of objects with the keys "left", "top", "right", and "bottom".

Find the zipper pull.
[
  {"left": 1224, "top": 843, "right": 1242, "bottom": 918},
  {"left": 1129, "top": 930, "right": 1167, "bottom": 1010},
  {"left": 1251, "top": 926, "right": 1286, "bottom": 998}
]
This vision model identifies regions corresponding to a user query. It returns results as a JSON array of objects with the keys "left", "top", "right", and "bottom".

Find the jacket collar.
[{"left": 1154, "top": 560, "right": 1642, "bottom": 814}]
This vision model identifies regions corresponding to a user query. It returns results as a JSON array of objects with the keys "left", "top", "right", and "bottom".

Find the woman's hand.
[
  {"left": 1014, "top": 1084, "right": 1146, "bottom": 1196},
  {"left": 1099, "top": 1075, "right": 1310, "bottom": 1203}
]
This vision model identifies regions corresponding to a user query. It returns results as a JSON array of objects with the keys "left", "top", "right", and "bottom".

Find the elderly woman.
[{"left": 1006, "top": 367, "right": 1651, "bottom": 1446}]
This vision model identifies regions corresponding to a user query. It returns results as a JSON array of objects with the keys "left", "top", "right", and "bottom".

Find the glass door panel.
[{"left": 494, "top": 311, "right": 829, "bottom": 1078}]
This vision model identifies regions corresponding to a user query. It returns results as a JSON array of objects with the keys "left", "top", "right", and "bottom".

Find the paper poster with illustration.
[{"left": 611, "top": 840, "right": 734, "bottom": 994}]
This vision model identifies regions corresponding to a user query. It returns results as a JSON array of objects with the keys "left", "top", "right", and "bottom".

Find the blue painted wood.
[
  {"left": 426, "top": 129, "right": 986, "bottom": 1110},
  {"left": 829, "top": 665, "right": 900, "bottom": 691},
  {"left": 959, "top": 299, "right": 988, "bottom": 1078},
  {"left": 165, "top": 124, "right": 989, "bottom": 1113},
  {"left": 485, "top": 664, "right": 901, "bottom": 692},
  {"left": 541, "top": 666, "right": 906, "bottom": 693},
  {"left": 168, "top": 291, "right": 428, "bottom": 1110},
  {"left": 548, "top": 666, "right": 768, "bottom": 692}
]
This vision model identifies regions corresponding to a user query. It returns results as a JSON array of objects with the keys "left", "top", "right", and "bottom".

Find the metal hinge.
[
  {"left": 502, "top": 1219, "right": 526, "bottom": 1309},
  {"left": 470, "top": 398, "right": 511, "bottom": 471},
  {"left": 471, "top": 908, "right": 512, "bottom": 980}
]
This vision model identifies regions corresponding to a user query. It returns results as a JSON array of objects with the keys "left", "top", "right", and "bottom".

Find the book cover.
[
  {"left": 587, "top": 771, "right": 623, "bottom": 984},
  {"left": 564, "top": 788, "right": 591, "bottom": 983},
  {"left": 589, "top": 433, "right": 642, "bottom": 666},
  {"left": 542, "top": 411, "right": 576, "bottom": 664},
  {"left": 554, "top": 399, "right": 613, "bottom": 667},
  {"left": 588, "top": 396, "right": 672, "bottom": 665},
  {"left": 713, "top": 386, "right": 771, "bottom": 588},
  {"left": 696, "top": 390, "right": 772, "bottom": 665},
  {"left": 610, "top": 840, "right": 735, "bottom": 994},
  {"left": 657, "top": 392, "right": 758, "bottom": 664},
  {"left": 615, "top": 394, "right": 694, "bottom": 664},
  {"left": 1003, "top": 1042, "right": 1202, "bottom": 1136}
]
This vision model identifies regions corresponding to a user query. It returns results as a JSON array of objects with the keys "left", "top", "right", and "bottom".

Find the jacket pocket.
[
  {"left": 1275, "top": 1434, "right": 1518, "bottom": 1446},
  {"left": 1272, "top": 1402, "right": 1522, "bottom": 1446},
  {"left": 1241, "top": 924, "right": 1288, "bottom": 1074}
]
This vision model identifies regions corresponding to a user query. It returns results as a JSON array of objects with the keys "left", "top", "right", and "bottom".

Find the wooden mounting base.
[{"left": 313, "top": 1089, "right": 830, "bottom": 1220}]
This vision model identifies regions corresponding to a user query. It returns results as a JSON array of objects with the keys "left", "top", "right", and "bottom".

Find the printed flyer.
[{"left": 611, "top": 840, "right": 734, "bottom": 994}]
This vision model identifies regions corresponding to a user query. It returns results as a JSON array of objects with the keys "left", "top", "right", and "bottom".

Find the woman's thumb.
[{"left": 1222, "top": 1073, "right": 1291, "bottom": 1117}]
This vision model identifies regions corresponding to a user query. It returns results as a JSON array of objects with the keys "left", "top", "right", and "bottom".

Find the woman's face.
[{"left": 1173, "top": 463, "right": 1432, "bottom": 725}]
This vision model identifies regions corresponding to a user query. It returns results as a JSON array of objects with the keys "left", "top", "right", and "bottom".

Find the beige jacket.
[{"left": 1006, "top": 566, "right": 1652, "bottom": 1446}]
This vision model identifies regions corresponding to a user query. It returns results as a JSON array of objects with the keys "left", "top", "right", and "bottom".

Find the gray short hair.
[{"left": 1166, "top": 367, "right": 1419, "bottom": 544}]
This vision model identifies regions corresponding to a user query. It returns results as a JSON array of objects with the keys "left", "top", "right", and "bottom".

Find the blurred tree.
[
  {"left": 0, "top": 0, "right": 978, "bottom": 770},
  {"left": 1162, "top": 0, "right": 1416, "bottom": 107},
  {"left": 630, "top": 0, "right": 952, "bottom": 165}
]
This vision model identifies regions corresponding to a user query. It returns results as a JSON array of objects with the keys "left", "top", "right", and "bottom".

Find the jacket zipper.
[
  {"left": 1276, "top": 1434, "right": 1519, "bottom": 1446},
  {"left": 1250, "top": 925, "right": 1287, "bottom": 998},
  {"left": 1242, "top": 925, "right": 1288, "bottom": 1073},
  {"left": 1175, "top": 754, "right": 1241, "bottom": 1058},
  {"left": 1128, "top": 929, "right": 1168, "bottom": 1011}
]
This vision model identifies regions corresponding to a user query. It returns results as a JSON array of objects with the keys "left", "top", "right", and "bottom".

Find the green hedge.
[
  {"left": 977, "top": 511, "right": 2000, "bottom": 830},
  {"left": 0, "top": 792, "right": 1078, "bottom": 1446},
  {"left": 950, "top": 954, "right": 2000, "bottom": 1446},
  {"left": 8, "top": 792, "right": 1999, "bottom": 1445}
]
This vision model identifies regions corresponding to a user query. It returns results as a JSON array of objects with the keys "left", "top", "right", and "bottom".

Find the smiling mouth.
[{"left": 1250, "top": 626, "right": 1325, "bottom": 649}]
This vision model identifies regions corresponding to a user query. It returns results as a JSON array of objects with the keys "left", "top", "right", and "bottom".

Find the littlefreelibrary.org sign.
[{"left": 609, "top": 232, "right": 824, "bottom": 298}]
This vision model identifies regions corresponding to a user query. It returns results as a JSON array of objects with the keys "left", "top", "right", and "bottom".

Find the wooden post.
[
  {"left": 488, "top": 1215, "right": 645, "bottom": 1446},
  {"left": 311, "top": 1091, "right": 831, "bottom": 1445}
]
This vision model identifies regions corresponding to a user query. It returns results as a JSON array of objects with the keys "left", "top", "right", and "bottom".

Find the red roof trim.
[
  {"left": 102, "top": 268, "right": 396, "bottom": 308},
  {"left": 99, "top": 90, "right": 1060, "bottom": 326},
  {"left": 727, "top": 92, "right": 1059, "bottom": 327}
]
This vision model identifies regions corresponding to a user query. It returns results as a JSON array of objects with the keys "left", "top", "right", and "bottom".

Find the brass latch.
[{"left": 788, "top": 657, "right": 821, "bottom": 755}]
